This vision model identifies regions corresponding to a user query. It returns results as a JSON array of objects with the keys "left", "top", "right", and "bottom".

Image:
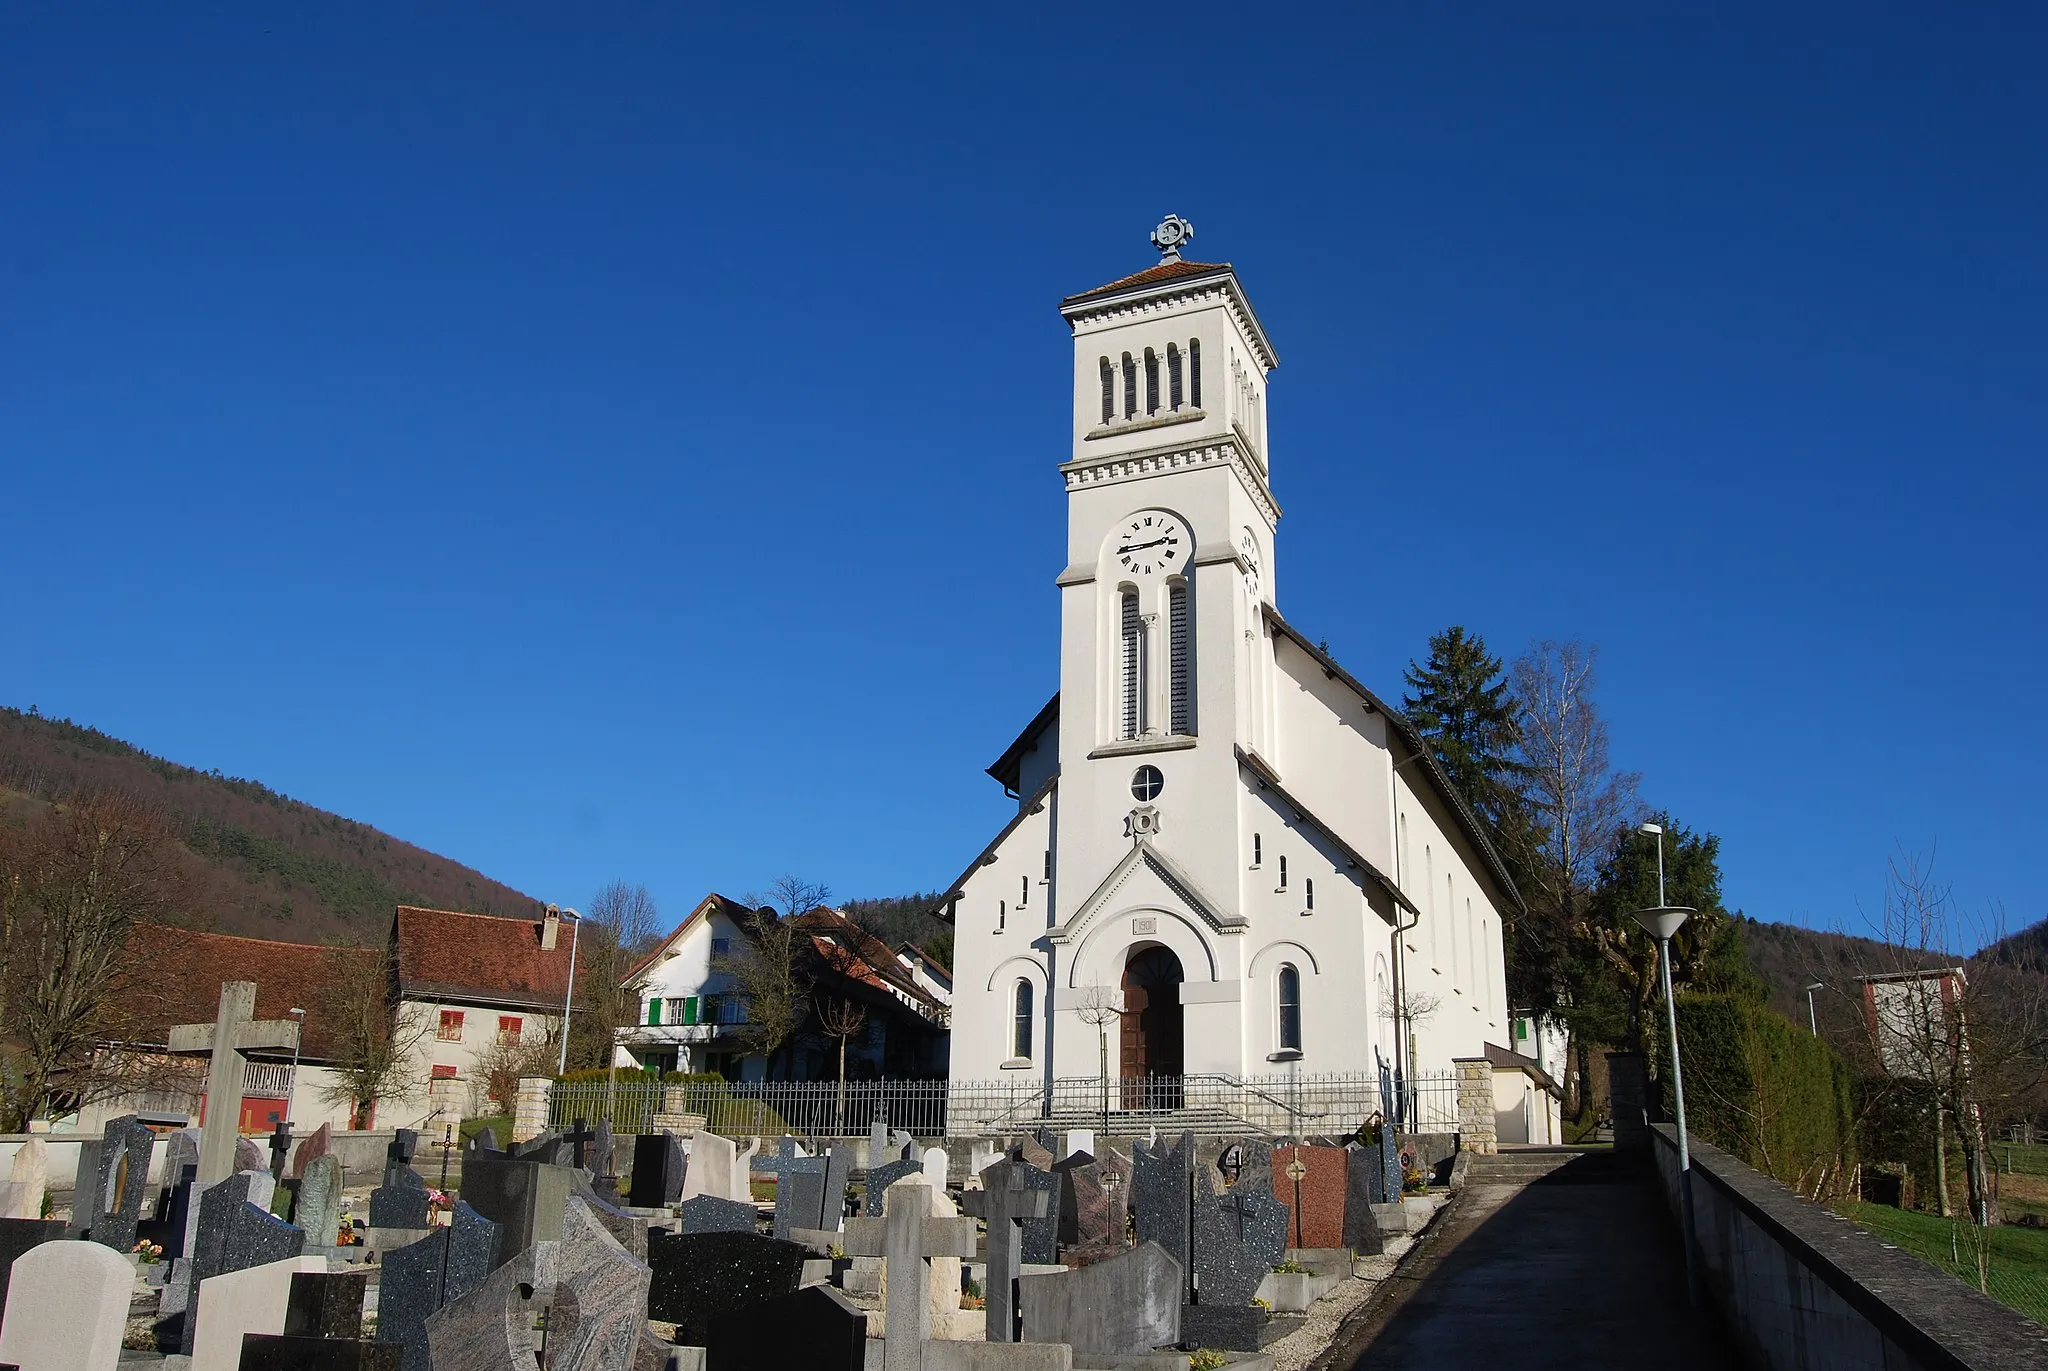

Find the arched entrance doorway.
[{"left": 1120, "top": 945, "right": 1185, "bottom": 1110}]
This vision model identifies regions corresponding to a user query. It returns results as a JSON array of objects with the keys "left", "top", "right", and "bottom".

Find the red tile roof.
[
  {"left": 393, "top": 905, "right": 575, "bottom": 1011},
  {"left": 793, "top": 908, "right": 943, "bottom": 1012},
  {"left": 136, "top": 926, "right": 380, "bottom": 1063},
  {"left": 1063, "top": 259, "right": 1231, "bottom": 306}
]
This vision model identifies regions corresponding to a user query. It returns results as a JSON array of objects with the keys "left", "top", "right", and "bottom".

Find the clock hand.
[{"left": 1118, "top": 537, "right": 1171, "bottom": 554}]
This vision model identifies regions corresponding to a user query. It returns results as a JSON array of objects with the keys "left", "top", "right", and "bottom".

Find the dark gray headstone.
[
  {"left": 457, "top": 1152, "right": 579, "bottom": 1261},
  {"left": 368, "top": 1180, "right": 431, "bottom": 1230},
  {"left": 1200, "top": 1179, "right": 1288, "bottom": 1308},
  {"left": 819, "top": 1146, "right": 851, "bottom": 1229},
  {"left": 383, "top": 1130, "right": 421, "bottom": 1188},
  {"left": 178, "top": 1172, "right": 309, "bottom": 1354},
  {"left": 751, "top": 1137, "right": 807, "bottom": 1176},
  {"left": 0, "top": 1217, "right": 65, "bottom": 1315},
  {"left": 467, "top": 1126, "right": 501, "bottom": 1153},
  {"left": 861, "top": 1159, "right": 922, "bottom": 1214},
  {"left": 86, "top": 1114, "right": 156, "bottom": 1253},
  {"left": 1019, "top": 1240, "right": 1181, "bottom": 1355},
  {"left": 1054, "top": 1148, "right": 1130, "bottom": 1266},
  {"left": 705, "top": 1281, "right": 866, "bottom": 1371},
  {"left": 963, "top": 1155, "right": 1053, "bottom": 1343},
  {"left": 591, "top": 1119, "right": 615, "bottom": 1179},
  {"left": 630, "top": 1130, "right": 688, "bottom": 1209},
  {"left": 240, "top": 1337, "right": 401, "bottom": 1370},
  {"left": 678, "top": 1194, "right": 758, "bottom": 1235},
  {"left": 1132, "top": 1132, "right": 1196, "bottom": 1299},
  {"left": 648, "top": 1229, "right": 810, "bottom": 1346},
  {"left": 1343, "top": 1147, "right": 1386, "bottom": 1254},
  {"left": 422, "top": 1242, "right": 544, "bottom": 1371},
  {"left": 1378, "top": 1133, "right": 1401, "bottom": 1202},
  {"left": 375, "top": 1202, "right": 498, "bottom": 1371},
  {"left": 1180, "top": 1302, "right": 1263, "bottom": 1352},
  {"left": 771, "top": 1156, "right": 826, "bottom": 1241},
  {"left": 284, "top": 1268, "right": 370, "bottom": 1337}
]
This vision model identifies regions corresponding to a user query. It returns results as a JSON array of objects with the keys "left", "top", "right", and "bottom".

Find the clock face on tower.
[{"left": 1115, "top": 512, "right": 1190, "bottom": 576}]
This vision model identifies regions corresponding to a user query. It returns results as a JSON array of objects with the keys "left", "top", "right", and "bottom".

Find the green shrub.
[{"left": 1651, "top": 993, "right": 1857, "bottom": 1197}]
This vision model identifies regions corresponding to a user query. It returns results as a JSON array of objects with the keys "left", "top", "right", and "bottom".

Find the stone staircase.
[{"left": 1465, "top": 1145, "right": 1629, "bottom": 1188}]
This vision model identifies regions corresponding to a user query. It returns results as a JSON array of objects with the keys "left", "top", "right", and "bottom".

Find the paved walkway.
[{"left": 1324, "top": 1148, "right": 1736, "bottom": 1371}]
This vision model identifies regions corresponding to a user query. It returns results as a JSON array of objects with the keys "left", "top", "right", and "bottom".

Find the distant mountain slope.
[
  {"left": 1740, "top": 913, "right": 2047, "bottom": 1023},
  {"left": 0, "top": 706, "right": 540, "bottom": 943}
]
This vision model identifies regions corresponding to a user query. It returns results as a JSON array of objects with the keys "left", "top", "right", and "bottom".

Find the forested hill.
[
  {"left": 1738, "top": 913, "right": 2047, "bottom": 1024},
  {"left": 0, "top": 706, "right": 540, "bottom": 943}
]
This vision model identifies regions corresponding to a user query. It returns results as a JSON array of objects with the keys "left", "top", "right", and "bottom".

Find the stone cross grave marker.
[
  {"left": 841, "top": 1181, "right": 979, "bottom": 1371},
  {"left": 266, "top": 1120, "right": 293, "bottom": 1181},
  {"left": 168, "top": 982, "right": 304, "bottom": 1185},
  {"left": 961, "top": 1155, "right": 1051, "bottom": 1343}
]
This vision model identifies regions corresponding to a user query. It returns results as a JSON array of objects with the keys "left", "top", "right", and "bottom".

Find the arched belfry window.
[
  {"left": 1099, "top": 358, "right": 1114, "bottom": 425},
  {"left": 1278, "top": 964, "right": 1302, "bottom": 1052},
  {"left": 1168, "top": 582, "right": 1192, "bottom": 735},
  {"left": 1168, "top": 345, "right": 1183, "bottom": 409},
  {"left": 1120, "top": 588, "right": 1145, "bottom": 739},
  {"left": 1189, "top": 340, "right": 1202, "bottom": 408},
  {"left": 1012, "top": 979, "right": 1034, "bottom": 1059},
  {"left": 1144, "top": 349, "right": 1160, "bottom": 415},
  {"left": 1122, "top": 353, "right": 1137, "bottom": 420}
]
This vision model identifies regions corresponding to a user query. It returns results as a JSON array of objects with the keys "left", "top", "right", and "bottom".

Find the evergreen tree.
[{"left": 1401, "top": 626, "right": 1523, "bottom": 825}]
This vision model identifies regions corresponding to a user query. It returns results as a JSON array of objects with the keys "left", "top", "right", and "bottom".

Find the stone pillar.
[
  {"left": 1607, "top": 1051, "right": 1648, "bottom": 1151},
  {"left": 1452, "top": 1057, "right": 1497, "bottom": 1156},
  {"left": 512, "top": 1077, "right": 554, "bottom": 1143}
]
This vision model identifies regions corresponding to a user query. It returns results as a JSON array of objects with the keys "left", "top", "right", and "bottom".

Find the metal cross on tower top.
[{"left": 1151, "top": 214, "right": 1194, "bottom": 262}]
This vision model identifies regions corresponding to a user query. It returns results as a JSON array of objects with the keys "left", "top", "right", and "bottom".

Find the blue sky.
[{"left": 4, "top": 5, "right": 2042, "bottom": 944}]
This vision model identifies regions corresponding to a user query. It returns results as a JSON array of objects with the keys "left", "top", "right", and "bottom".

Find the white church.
[{"left": 942, "top": 219, "right": 1521, "bottom": 1112}]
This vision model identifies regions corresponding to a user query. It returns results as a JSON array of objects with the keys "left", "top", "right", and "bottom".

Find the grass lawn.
[{"left": 1838, "top": 1201, "right": 2048, "bottom": 1327}]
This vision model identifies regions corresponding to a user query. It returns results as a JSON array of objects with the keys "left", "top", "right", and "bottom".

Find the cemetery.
[{"left": 0, "top": 982, "right": 1452, "bottom": 1371}]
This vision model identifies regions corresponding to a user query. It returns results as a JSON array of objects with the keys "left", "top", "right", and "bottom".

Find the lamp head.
[
  {"left": 1638, "top": 822, "right": 1664, "bottom": 836},
  {"left": 1804, "top": 982, "right": 1825, "bottom": 993},
  {"left": 288, "top": 1008, "right": 305, "bottom": 1017},
  {"left": 1631, "top": 906, "right": 1694, "bottom": 941}
]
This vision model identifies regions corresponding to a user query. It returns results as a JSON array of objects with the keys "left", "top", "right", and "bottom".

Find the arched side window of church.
[
  {"left": 1305, "top": 878, "right": 1315, "bottom": 912},
  {"left": 1277, "top": 964, "right": 1302, "bottom": 1052},
  {"left": 997, "top": 900, "right": 1006, "bottom": 933},
  {"left": 1189, "top": 340, "right": 1201, "bottom": 408},
  {"left": 1122, "top": 353, "right": 1137, "bottom": 420},
  {"left": 1119, "top": 588, "right": 1145, "bottom": 739},
  {"left": 1168, "top": 582, "right": 1192, "bottom": 735},
  {"left": 1012, "top": 979, "right": 1034, "bottom": 1060},
  {"left": 1424, "top": 845, "right": 1437, "bottom": 967},
  {"left": 1168, "top": 344, "right": 1183, "bottom": 409},
  {"left": 1251, "top": 833, "right": 1262, "bottom": 868},
  {"left": 1480, "top": 913, "right": 1492, "bottom": 1016},
  {"left": 1144, "top": 348, "right": 1160, "bottom": 415},
  {"left": 1278, "top": 854, "right": 1289, "bottom": 891},
  {"left": 1449, "top": 875, "right": 1459, "bottom": 980},
  {"left": 1099, "top": 358, "right": 1114, "bottom": 425}
]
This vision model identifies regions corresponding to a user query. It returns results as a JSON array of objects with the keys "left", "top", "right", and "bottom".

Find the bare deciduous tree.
[
  {"left": 314, "top": 940, "right": 431, "bottom": 1129},
  {"left": 819, "top": 995, "right": 869, "bottom": 1131},
  {"left": 568, "top": 881, "right": 664, "bottom": 1073},
  {"left": 0, "top": 793, "right": 190, "bottom": 1130},
  {"left": 713, "top": 877, "right": 832, "bottom": 1080},
  {"left": 469, "top": 1031, "right": 558, "bottom": 1118}
]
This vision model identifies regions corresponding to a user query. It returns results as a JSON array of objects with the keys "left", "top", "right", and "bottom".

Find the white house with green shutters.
[{"left": 617, "top": 893, "right": 758, "bottom": 1080}]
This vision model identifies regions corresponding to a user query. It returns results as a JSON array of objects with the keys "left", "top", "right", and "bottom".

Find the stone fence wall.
[{"left": 1648, "top": 1124, "right": 2046, "bottom": 1371}]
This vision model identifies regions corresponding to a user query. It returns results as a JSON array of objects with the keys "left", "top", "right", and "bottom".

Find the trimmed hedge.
[{"left": 1652, "top": 993, "right": 1857, "bottom": 1198}]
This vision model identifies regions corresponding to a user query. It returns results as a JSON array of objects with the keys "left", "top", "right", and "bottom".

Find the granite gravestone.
[
  {"left": 457, "top": 1149, "right": 581, "bottom": 1262},
  {"left": 234, "top": 1268, "right": 395, "bottom": 1370},
  {"left": 295, "top": 1155, "right": 344, "bottom": 1249},
  {"left": 569, "top": 1181, "right": 648, "bottom": 1262},
  {"left": 374, "top": 1203, "right": 499, "bottom": 1371},
  {"left": 1341, "top": 1146, "right": 1385, "bottom": 1255},
  {"left": 588, "top": 1118, "right": 617, "bottom": 1196},
  {"left": 177, "top": 1171, "right": 309, "bottom": 1355},
  {"left": 85, "top": 1114, "right": 156, "bottom": 1253},
  {"left": 862, "top": 1159, "right": 923, "bottom": 1214},
  {"left": 190, "top": 1253, "right": 327, "bottom": 1370},
  {"left": 383, "top": 1129, "right": 421, "bottom": 1187},
  {"left": 705, "top": 1283, "right": 866, "bottom": 1371},
  {"left": 962, "top": 1156, "right": 1051, "bottom": 1343},
  {"left": 629, "top": 1131, "right": 688, "bottom": 1209},
  {"left": 1203, "top": 1181, "right": 1287, "bottom": 1306},
  {"left": 533, "top": 1198, "right": 661, "bottom": 1371},
  {"left": 647, "top": 1229, "right": 810, "bottom": 1347},
  {"left": 421, "top": 1241, "right": 546, "bottom": 1371},
  {"left": 1052, "top": 1148, "right": 1130, "bottom": 1267},
  {"left": 0, "top": 1238, "right": 134, "bottom": 1371},
  {"left": 676, "top": 1195, "right": 757, "bottom": 1235},
  {"left": 235, "top": 1136, "right": 268, "bottom": 1175},
  {"left": 1131, "top": 1132, "right": 1196, "bottom": 1294},
  {"left": 241, "top": 1338, "right": 400, "bottom": 1370},
  {"left": 289, "top": 1123, "right": 334, "bottom": 1180},
  {"left": 0, "top": 1138, "right": 48, "bottom": 1221},
  {"left": 681, "top": 1130, "right": 746, "bottom": 1204},
  {"left": 1018, "top": 1240, "right": 1181, "bottom": 1357},
  {"left": 770, "top": 1156, "right": 826, "bottom": 1241},
  {"left": 1270, "top": 1144, "right": 1345, "bottom": 1250},
  {"left": 820, "top": 1146, "right": 851, "bottom": 1229},
  {"left": 0, "top": 1218, "right": 65, "bottom": 1317},
  {"left": 920, "top": 1146, "right": 948, "bottom": 1192},
  {"left": 367, "top": 1176, "right": 431, "bottom": 1231}
]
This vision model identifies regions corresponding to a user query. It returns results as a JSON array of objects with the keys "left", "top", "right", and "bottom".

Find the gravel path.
[{"left": 1259, "top": 1237, "right": 1413, "bottom": 1371}]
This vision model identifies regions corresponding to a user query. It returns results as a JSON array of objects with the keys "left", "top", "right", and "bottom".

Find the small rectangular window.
[
  {"left": 497, "top": 1015, "right": 523, "bottom": 1044},
  {"left": 1278, "top": 855, "right": 1288, "bottom": 891},
  {"left": 430, "top": 1064, "right": 458, "bottom": 1080},
  {"left": 712, "top": 937, "right": 731, "bottom": 956},
  {"left": 437, "top": 1010, "right": 464, "bottom": 1042},
  {"left": 1251, "top": 833, "right": 1262, "bottom": 868},
  {"left": 1305, "top": 878, "right": 1315, "bottom": 912},
  {"left": 1043, "top": 849, "right": 1052, "bottom": 880},
  {"left": 998, "top": 900, "right": 1006, "bottom": 933}
]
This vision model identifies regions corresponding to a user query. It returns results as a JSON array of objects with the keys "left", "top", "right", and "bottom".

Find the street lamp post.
[
  {"left": 1804, "top": 982, "right": 1825, "bottom": 1037},
  {"left": 1638, "top": 822, "right": 1667, "bottom": 907},
  {"left": 1635, "top": 904, "right": 1699, "bottom": 1309},
  {"left": 555, "top": 907, "right": 584, "bottom": 1078},
  {"left": 285, "top": 1007, "right": 306, "bottom": 1131}
]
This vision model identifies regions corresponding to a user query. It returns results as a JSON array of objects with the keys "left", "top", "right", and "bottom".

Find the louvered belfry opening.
[
  {"left": 1120, "top": 588, "right": 1144, "bottom": 739},
  {"left": 1168, "top": 582, "right": 1191, "bottom": 734}
]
